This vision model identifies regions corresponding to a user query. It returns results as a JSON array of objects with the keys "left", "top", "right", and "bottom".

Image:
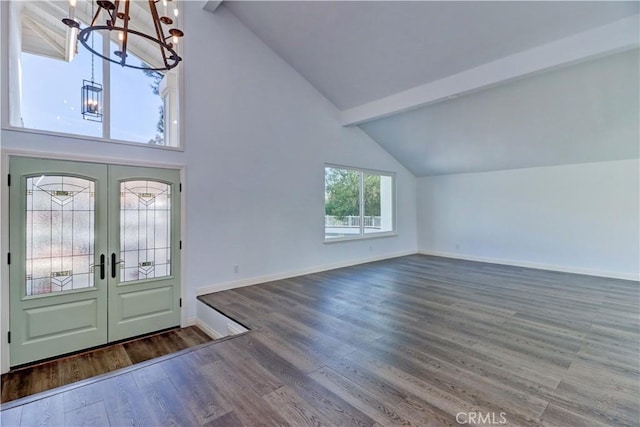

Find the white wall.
[
  {"left": 417, "top": 159, "right": 640, "bottom": 280},
  {"left": 181, "top": 4, "right": 417, "bottom": 298}
]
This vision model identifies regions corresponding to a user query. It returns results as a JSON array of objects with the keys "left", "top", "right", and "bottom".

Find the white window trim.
[
  {"left": 323, "top": 163, "right": 398, "bottom": 243},
  {"left": 0, "top": 1, "right": 185, "bottom": 151}
]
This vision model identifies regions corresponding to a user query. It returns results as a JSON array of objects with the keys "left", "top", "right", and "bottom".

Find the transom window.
[
  {"left": 5, "top": 0, "right": 181, "bottom": 148},
  {"left": 324, "top": 165, "right": 395, "bottom": 241}
]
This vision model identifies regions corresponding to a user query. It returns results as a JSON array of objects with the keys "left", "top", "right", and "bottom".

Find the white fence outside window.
[{"left": 325, "top": 215, "right": 381, "bottom": 228}]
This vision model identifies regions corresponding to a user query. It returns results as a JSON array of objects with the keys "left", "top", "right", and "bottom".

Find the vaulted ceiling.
[
  {"left": 217, "top": 1, "right": 639, "bottom": 176},
  {"left": 225, "top": 1, "right": 638, "bottom": 110}
]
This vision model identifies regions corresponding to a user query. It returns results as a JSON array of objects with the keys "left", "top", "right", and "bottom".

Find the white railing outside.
[{"left": 325, "top": 215, "right": 381, "bottom": 228}]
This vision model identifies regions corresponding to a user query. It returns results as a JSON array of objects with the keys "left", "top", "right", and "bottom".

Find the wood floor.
[
  {"left": 1, "top": 254, "right": 638, "bottom": 426},
  {"left": 1, "top": 326, "right": 212, "bottom": 404}
]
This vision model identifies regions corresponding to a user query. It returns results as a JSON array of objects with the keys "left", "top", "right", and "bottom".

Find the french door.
[{"left": 9, "top": 157, "right": 181, "bottom": 367}]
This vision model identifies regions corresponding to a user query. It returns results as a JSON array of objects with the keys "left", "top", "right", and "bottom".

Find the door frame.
[{"left": 0, "top": 149, "right": 187, "bottom": 373}]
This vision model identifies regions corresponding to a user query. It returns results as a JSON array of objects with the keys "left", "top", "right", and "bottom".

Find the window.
[
  {"left": 21, "top": 41, "right": 103, "bottom": 138},
  {"left": 109, "top": 43, "right": 167, "bottom": 145},
  {"left": 5, "top": 0, "right": 181, "bottom": 148},
  {"left": 325, "top": 165, "right": 395, "bottom": 241}
]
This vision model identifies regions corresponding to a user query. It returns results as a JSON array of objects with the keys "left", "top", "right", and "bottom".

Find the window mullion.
[
  {"left": 359, "top": 171, "right": 365, "bottom": 236},
  {"left": 102, "top": 32, "right": 111, "bottom": 140}
]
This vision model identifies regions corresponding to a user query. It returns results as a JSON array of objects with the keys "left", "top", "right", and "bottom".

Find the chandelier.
[{"left": 63, "top": 0, "right": 184, "bottom": 71}]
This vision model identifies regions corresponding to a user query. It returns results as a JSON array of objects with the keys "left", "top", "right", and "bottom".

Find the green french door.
[{"left": 9, "top": 157, "right": 181, "bottom": 367}]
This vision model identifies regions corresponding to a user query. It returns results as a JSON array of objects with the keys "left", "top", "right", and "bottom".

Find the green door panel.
[
  {"left": 25, "top": 298, "right": 99, "bottom": 338},
  {"left": 9, "top": 157, "right": 109, "bottom": 366},
  {"left": 107, "top": 165, "right": 181, "bottom": 342}
]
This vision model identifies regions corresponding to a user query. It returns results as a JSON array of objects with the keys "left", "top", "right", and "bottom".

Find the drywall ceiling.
[
  {"left": 219, "top": 1, "right": 639, "bottom": 176},
  {"left": 225, "top": 1, "right": 638, "bottom": 110}
]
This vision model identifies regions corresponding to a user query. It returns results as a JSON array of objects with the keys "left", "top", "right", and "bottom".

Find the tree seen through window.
[{"left": 324, "top": 167, "right": 394, "bottom": 239}]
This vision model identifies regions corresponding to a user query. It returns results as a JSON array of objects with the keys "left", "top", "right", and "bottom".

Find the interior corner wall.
[
  {"left": 181, "top": 4, "right": 417, "bottom": 303},
  {"left": 417, "top": 159, "right": 640, "bottom": 280}
]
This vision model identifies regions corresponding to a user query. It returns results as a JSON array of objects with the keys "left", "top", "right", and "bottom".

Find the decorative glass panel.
[
  {"left": 120, "top": 180, "right": 171, "bottom": 283},
  {"left": 25, "top": 176, "right": 95, "bottom": 296}
]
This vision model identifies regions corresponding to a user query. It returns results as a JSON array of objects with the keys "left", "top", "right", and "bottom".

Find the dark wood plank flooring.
[
  {"left": 1, "top": 326, "right": 212, "bottom": 404},
  {"left": 1, "top": 255, "right": 638, "bottom": 426}
]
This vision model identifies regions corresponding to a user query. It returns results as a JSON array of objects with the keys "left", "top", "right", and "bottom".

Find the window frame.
[
  {"left": 0, "top": 0, "right": 184, "bottom": 151},
  {"left": 324, "top": 164, "right": 397, "bottom": 243}
]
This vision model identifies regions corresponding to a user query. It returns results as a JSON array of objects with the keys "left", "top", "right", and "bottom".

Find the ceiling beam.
[
  {"left": 203, "top": 1, "right": 224, "bottom": 13},
  {"left": 340, "top": 14, "right": 640, "bottom": 126}
]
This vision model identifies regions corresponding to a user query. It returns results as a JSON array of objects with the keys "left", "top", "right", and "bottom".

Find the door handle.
[
  {"left": 111, "top": 253, "right": 119, "bottom": 278},
  {"left": 100, "top": 254, "right": 105, "bottom": 280},
  {"left": 111, "top": 253, "right": 124, "bottom": 278}
]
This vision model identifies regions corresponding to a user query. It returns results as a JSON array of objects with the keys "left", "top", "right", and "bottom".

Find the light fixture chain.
[{"left": 90, "top": 0, "right": 95, "bottom": 83}]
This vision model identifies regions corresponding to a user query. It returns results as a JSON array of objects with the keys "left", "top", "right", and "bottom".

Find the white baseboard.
[
  {"left": 195, "top": 248, "right": 637, "bottom": 299},
  {"left": 196, "top": 250, "right": 416, "bottom": 296},
  {"left": 186, "top": 316, "right": 224, "bottom": 340},
  {"left": 417, "top": 250, "right": 639, "bottom": 281}
]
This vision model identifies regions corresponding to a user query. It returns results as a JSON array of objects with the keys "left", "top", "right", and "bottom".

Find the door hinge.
[
  {"left": 7, "top": 174, "right": 11, "bottom": 187},
  {"left": 7, "top": 253, "right": 10, "bottom": 265},
  {"left": 179, "top": 240, "right": 182, "bottom": 250},
  {"left": 7, "top": 331, "right": 10, "bottom": 344},
  {"left": 179, "top": 298, "right": 182, "bottom": 308},
  {"left": 179, "top": 183, "right": 182, "bottom": 192}
]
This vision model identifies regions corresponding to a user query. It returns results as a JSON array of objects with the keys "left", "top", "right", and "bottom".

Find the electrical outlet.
[
  {"left": 233, "top": 264, "right": 239, "bottom": 274},
  {"left": 455, "top": 244, "right": 460, "bottom": 251}
]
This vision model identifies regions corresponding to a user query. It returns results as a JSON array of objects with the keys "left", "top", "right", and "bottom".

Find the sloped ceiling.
[
  {"left": 360, "top": 49, "right": 639, "bottom": 176},
  {"left": 219, "top": 1, "right": 639, "bottom": 176}
]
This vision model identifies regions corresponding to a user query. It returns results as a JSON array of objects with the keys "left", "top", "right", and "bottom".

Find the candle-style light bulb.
[{"left": 118, "top": 31, "right": 125, "bottom": 53}]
